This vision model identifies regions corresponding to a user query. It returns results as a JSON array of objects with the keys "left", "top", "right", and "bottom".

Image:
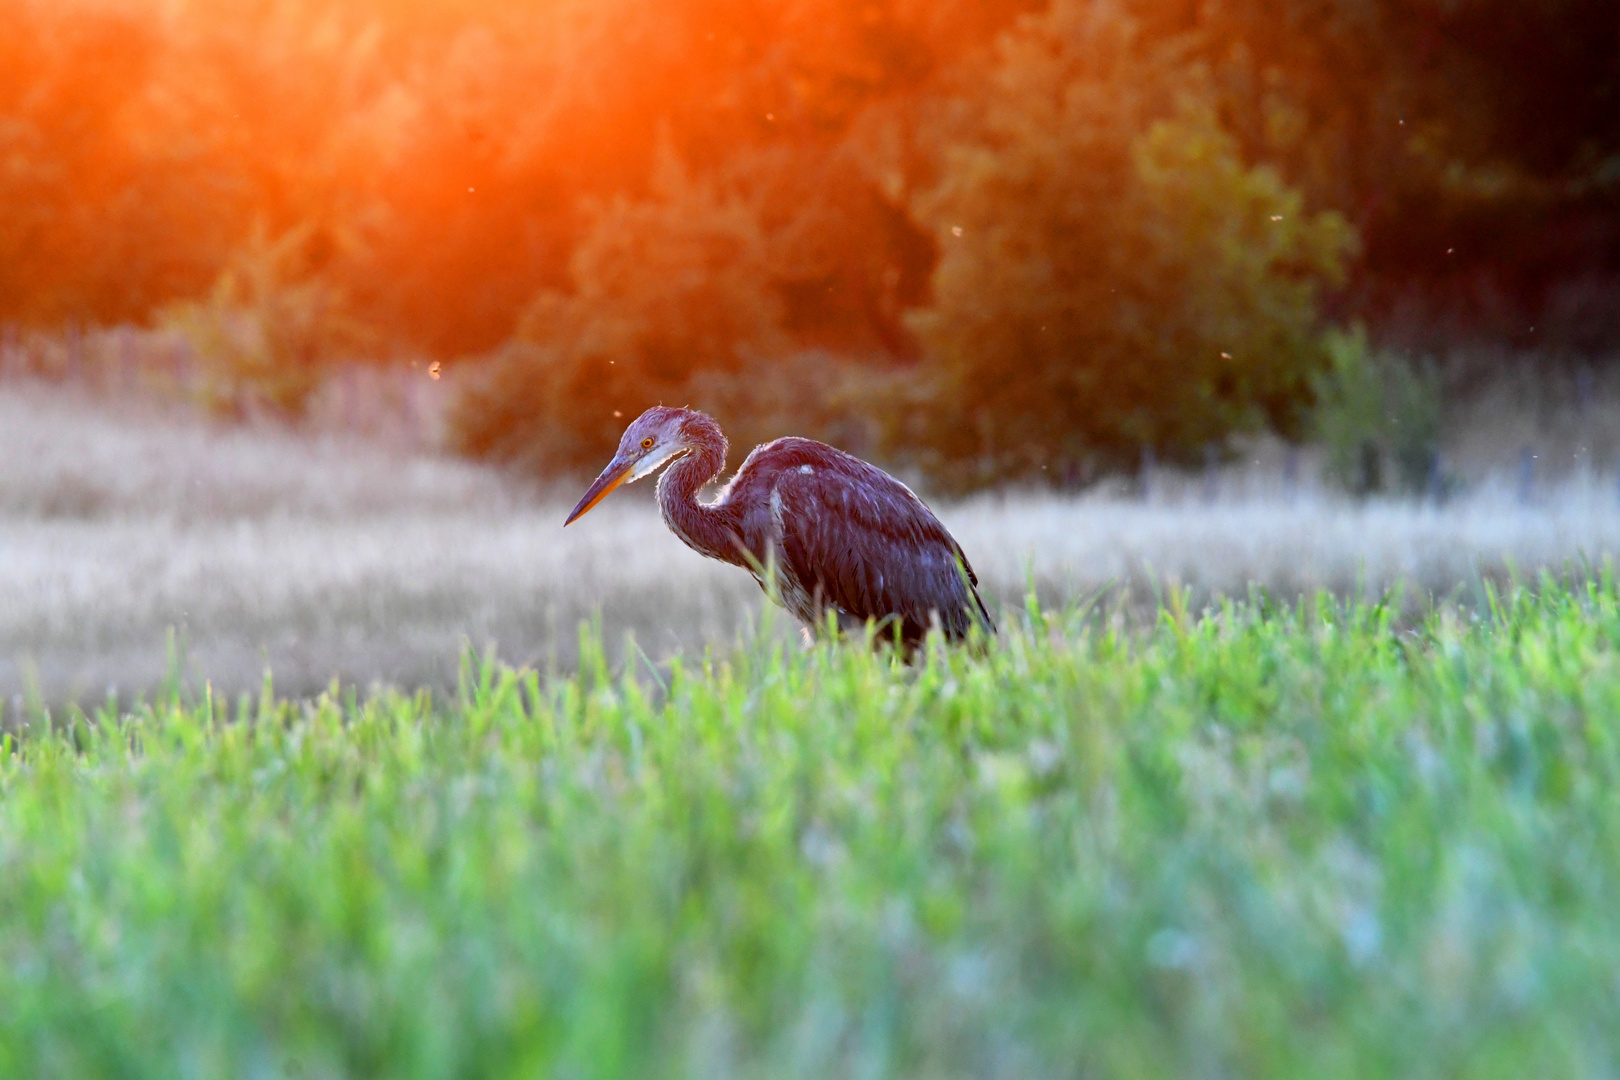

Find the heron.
[{"left": 564, "top": 406, "right": 994, "bottom": 648}]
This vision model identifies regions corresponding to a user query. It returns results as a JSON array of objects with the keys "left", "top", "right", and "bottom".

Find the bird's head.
[{"left": 564, "top": 406, "right": 717, "bottom": 525}]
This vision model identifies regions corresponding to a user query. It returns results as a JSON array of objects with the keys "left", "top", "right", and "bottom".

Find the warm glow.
[
  {"left": 3, "top": 0, "right": 1037, "bottom": 350},
  {"left": 6, "top": 0, "right": 1615, "bottom": 480}
]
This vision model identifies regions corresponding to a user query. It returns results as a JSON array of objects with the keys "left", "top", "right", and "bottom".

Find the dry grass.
[{"left": 8, "top": 378, "right": 1620, "bottom": 706}]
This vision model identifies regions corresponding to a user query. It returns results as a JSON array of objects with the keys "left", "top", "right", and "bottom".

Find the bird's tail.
[{"left": 952, "top": 555, "right": 996, "bottom": 640}]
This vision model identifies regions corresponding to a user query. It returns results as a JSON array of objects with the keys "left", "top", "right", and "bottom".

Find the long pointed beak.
[{"left": 564, "top": 458, "right": 633, "bottom": 525}]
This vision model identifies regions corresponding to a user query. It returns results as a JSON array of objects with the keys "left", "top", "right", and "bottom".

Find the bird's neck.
[{"left": 657, "top": 438, "right": 743, "bottom": 565}]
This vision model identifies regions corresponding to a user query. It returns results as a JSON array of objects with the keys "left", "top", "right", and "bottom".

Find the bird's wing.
[{"left": 770, "top": 455, "right": 991, "bottom": 640}]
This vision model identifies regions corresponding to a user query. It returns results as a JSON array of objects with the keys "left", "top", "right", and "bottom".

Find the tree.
[
  {"left": 450, "top": 152, "right": 789, "bottom": 471},
  {"left": 902, "top": 0, "right": 1354, "bottom": 487}
]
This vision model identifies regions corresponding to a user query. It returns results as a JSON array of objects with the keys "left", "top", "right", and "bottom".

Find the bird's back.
[{"left": 723, "top": 437, "right": 992, "bottom": 644}]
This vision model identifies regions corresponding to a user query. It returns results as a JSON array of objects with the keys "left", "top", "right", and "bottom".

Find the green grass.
[{"left": 5, "top": 581, "right": 1620, "bottom": 1078}]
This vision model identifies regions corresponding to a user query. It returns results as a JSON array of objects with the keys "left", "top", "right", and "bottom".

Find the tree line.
[{"left": 4, "top": 0, "right": 1617, "bottom": 485}]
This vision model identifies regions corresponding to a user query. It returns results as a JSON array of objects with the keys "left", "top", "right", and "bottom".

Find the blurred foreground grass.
[{"left": 5, "top": 581, "right": 1620, "bottom": 1077}]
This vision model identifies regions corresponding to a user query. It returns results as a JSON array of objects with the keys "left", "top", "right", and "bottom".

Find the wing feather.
[{"left": 761, "top": 445, "right": 991, "bottom": 643}]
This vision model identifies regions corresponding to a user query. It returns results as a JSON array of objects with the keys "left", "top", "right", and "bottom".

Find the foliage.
[
  {"left": 450, "top": 157, "right": 787, "bottom": 470},
  {"left": 0, "top": 0, "right": 1607, "bottom": 353},
  {"left": 160, "top": 226, "right": 373, "bottom": 418},
  {"left": 1311, "top": 326, "right": 1445, "bottom": 498},
  {"left": 4, "top": 0, "right": 1619, "bottom": 470},
  {"left": 453, "top": 2, "right": 1361, "bottom": 484},
  {"left": 6, "top": 580, "right": 1620, "bottom": 1074},
  {"left": 679, "top": 351, "right": 904, "bottom": 467},
  {"left": 452, "top": 338, "right": 898, "bottom": 477},
  {"left": 902, "top": 1, "right": 1355, "bottom": 486},
  {"left": 1126, "top": 0, "right": 1620, "bottom": 344},
  {"left": 0, "top": 3, "right": 218, "bottom": 324},
  {"left": 448, "top": 148, "right": 914, "bottom": 472}
]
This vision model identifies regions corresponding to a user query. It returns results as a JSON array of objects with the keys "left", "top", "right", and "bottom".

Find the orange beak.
[{"left": 564, "top": 457, "right": 634, "bottom": 525}]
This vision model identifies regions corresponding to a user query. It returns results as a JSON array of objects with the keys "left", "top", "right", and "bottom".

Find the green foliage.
[
  {"left": 7, "top": 0, "right": 1620, "bottom": 482},
  {"left": 680, "top": 351, "right": 903, "bottom": 466},
  {"left": 448, "top": 158, "right": 784, "bottom": 471},
  {"left": 5, "top": 0, "right": 1618, "bottom": 359},
  {"left": 456, "top": 2, "right": 1368, "bottom": 488},
  {"left": 449, "top": 149, "right": 907, "bottom": 472},
  {"left": 7, "top": 579, "right": 1620, "bottom": 1074},
  {"left": 161, "top": 225, "right": 372, "bottom": 418},
  {"left": 903, "top": 1, "right": 1355, "bottom": 487},
  {"left": 1312, "top": 326, "right": 1445, "bottom": 497}
]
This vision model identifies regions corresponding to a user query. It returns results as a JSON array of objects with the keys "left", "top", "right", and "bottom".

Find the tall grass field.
[
  {"left": 12, "top": 377, "right": 1620, "bottom": 707},
  {"left": 5, "top": 579, "right": 1620, "bottom": 1077}
]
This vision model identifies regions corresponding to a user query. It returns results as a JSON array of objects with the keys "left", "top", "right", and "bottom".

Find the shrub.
[
  {"left": 901, "top": 0, "right": 1355, "bottom": 489},
  {"left": 1311, "top": 326, "right": 1445, "bottom": 498},
  {"left": 448, "top": 149, "right": 914, "bottom": 473},
  {"left": 160, "top": 226, "right": 372, "bottom": 418}
]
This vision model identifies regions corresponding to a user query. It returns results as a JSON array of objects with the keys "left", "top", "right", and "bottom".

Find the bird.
[{"left": 564, "top": 406, "right": 994, "bottom": 648}]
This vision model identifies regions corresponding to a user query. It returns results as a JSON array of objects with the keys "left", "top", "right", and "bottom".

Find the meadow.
[
  {"left": 5, "top": 578, "right": 1620, "bottom": 1076},
  {"left": 8, "top": 375, "right": 1620, "bottom": 709},
  {"left": 9, "top": 374, "right": 1620, "bottom": 1073},
  {"left": 7, "top": 0, "right": 1617, "bottom": 1066}
]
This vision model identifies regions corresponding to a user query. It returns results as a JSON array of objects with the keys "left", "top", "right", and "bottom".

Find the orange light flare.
[{"left": 12, "top": 0, "right": 1040, "bottom": 343}]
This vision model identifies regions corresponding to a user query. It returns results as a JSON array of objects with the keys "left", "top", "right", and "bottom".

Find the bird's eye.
[{"left": 640, "top": 437, "right": 654, "bottom": 449}]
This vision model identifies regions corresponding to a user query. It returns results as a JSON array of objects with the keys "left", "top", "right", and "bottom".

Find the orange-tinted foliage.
[
  {"left": 1, "top": 0, "right": 1033, "bottom": 353},
  {"left": 7, "top": 0, "right": 1615, "bottom": 351},
  {"left": 1, "top": 5, "right": 169, "bottom": 321},
  {"left": 4, "top": 0, "right": 1616, "bottom": 483}
]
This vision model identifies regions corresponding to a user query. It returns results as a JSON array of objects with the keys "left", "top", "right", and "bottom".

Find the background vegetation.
[
  {"left": 11, "top": 377, "right": 1620, "bottom": 707},
  {"left": 5, "top": 0, "right": 1617, "bottom": 485}
]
